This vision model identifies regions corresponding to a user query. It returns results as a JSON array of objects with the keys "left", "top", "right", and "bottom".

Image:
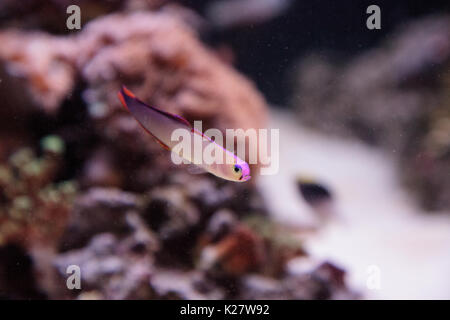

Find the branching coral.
[{"left": 0, "top": 135, "right": 77, "bottom": 247}]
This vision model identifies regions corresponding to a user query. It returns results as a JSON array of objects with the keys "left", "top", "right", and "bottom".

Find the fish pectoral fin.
[{"left": 185, "top": 164, "right": 207, "bottom": 175}]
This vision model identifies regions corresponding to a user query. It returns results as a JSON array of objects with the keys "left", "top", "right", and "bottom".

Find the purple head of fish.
[{"left": 240, "top": 163, "right": 251, "bottom": 181}]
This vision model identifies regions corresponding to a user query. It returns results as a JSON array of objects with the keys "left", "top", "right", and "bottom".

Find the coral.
[
  {"left": 0, "top": 136, "right": 76, "bottom": 248},
  {"left": 0, "top": 31, "right": 77, "bottom": 113},
  {"left": 55, "top": 231, "right": 156, "bottom": 299},
  {"left": 149, "top": 269, "right": 225, "bottom": 299},
  {"left": 77, "top": 12, "right": 267, "bottom": 132},
  {"left": 0, "top": 10, "right": 267, "bottom": 131},
  {"left": 239, "top": 261, "right": 357, "bottom": 300},
  {"left": 59, "top": 187, "right": 142, "bottom": 251},
  {"left": 0, "top": 6, "right": 355, "bottom": 300},
  {"left": 0, "top": 0, "right": 166, "bottom": 34}
]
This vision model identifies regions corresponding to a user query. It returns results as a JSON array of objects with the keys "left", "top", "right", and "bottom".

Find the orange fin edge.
[
  {"left": 154, "top": 138, "right": 171, "bottom": 151},
  {"left": 135, "top": 122, "right": 171, "bottom": 151},
  {"left": 119, "top": 86, "right": 192, "bottom": 128},
  {"left": 117, "top": 91, "right": 129, "bottom": 111},
  {"left": 192, "top": 128, "right": 214, "bottom": 143},
  {"left": 118, "top": 86, "right": 177, "bottom": 151},
  {"left": 121, "top": 85, "right": 136, "bottom": 98}
]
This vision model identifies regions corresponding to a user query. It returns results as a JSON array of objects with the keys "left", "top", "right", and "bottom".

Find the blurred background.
[{"left": 0, "top": 0, "right": 449, "bottom": 299}]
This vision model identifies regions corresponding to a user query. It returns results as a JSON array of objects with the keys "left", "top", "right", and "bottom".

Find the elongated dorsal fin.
[
  {"left": 118, "top": 86, "right": 173, "bottom": 151},
  {"left": 119, "top": 86, "right": 192, "bottom": 128},
  {"left": 191, "top": 128, "right": 215, "bottom": 143}
]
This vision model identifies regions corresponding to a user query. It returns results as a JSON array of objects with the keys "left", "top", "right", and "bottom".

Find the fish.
[{"left": 118, "top": 86, "right": 251, "bottom": 182}]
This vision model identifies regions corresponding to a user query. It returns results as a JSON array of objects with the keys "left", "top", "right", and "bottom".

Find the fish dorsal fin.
[
  {"left": 154, "top": 138, "right": 170, "bottom": 151},
  {"left": 120, "top": 86, "right": 192, "bottom": 128},
  {"left": 118, "top": 88, "right": 171, "bottom": 151},
  {"left": 191, "top": 128, "right": 215, "bottom": 143},
  {"left": 134, "top": 119, "right": 171, "bottom": 151}
]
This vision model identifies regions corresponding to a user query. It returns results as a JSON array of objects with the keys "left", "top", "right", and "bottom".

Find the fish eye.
[{"left": 234, "top": 165, "right": 242, "bottom": 173}]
